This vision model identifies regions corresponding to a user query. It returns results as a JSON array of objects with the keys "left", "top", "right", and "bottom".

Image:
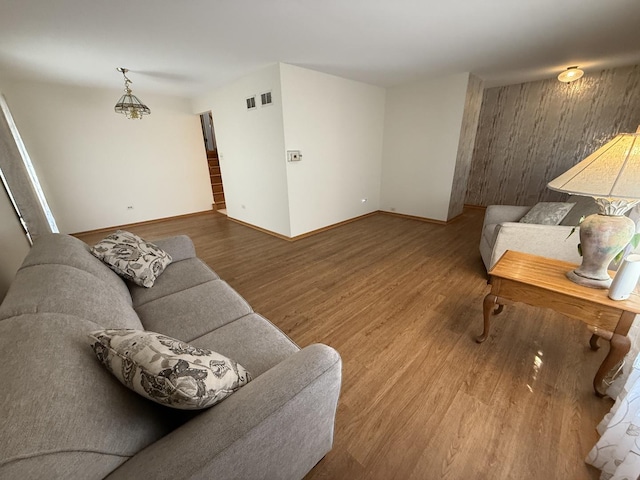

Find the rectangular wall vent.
[
  {"left": 246, "top": 96, "right": 256, "bottom": 110},
  {"left": 261, "top": 91, "right": 272, "bottom": 106}
]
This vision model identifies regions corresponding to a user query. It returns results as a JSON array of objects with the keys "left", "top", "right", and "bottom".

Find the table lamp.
[{"left": 547, "top": 126, "right": 640, "bottom": 288}]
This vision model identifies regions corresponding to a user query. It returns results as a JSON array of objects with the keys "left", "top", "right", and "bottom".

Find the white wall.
[
  {"left": 0, "top": 185, "right": 30, "bottom": 301},
  {"left": 193, "top": 65, "right": 470, "bottom": 236},
  {"left": 193, "top": 64, "right": 291, "bottom": 236},
  {"left": 1, "top": 80, "right": 212, "bottom": 233},
  {"left": 380, "top": 73, "right": 470, "bottom": 221},
  {"left": 280, "top": 64, "right": 385, "bottom": 237}
]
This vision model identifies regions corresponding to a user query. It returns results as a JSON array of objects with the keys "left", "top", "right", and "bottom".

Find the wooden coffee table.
[{"left": 477, "top": 250, "right": 640, "bottom": 396}]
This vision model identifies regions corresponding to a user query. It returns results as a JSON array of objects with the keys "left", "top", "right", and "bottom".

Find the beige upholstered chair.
[
  {"left": 480, "top": 196, "right": 640, "bottom": 271},
  {"left": 479, "top": 204, "right": 580, "bottom": 270}
]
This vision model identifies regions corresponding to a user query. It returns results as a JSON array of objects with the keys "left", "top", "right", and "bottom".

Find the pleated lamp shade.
[{"left": 548, "top": 127, "right": 640, "bottom": 200}]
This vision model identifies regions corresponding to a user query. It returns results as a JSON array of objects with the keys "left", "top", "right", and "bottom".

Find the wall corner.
[{"left": 447, "top": 73, "right": 484, "bottom": 220}]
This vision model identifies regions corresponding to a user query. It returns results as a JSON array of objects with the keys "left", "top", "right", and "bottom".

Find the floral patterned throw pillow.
[
  {"left": 91, "top": 230, "right": 172, "bottom": 288},
  {"left": 89, "top": 329, "right": 252, "bottom": 410}
]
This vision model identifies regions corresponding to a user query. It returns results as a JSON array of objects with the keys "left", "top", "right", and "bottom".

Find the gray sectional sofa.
[{"left": 0, "top": 233, "right": 342, "bottom": 479}]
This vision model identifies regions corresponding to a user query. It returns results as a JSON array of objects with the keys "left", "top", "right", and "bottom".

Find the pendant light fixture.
[
  {"left": 114, "top": 68, "right": 150, "bottom": 119},
  {"left": 557, "top": 66, "right": 584, "bottom": 83}
]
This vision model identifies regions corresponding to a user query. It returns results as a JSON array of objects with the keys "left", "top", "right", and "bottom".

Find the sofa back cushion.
[
  {"left": 0, "top": 314, "right": 189, "bottom": 479},
  {"left": 0, "top": 234, "right": 142, "bottom": 329},
  {"left": 559, "top": 195, "right": 600, "bottom": 226},
  {"left": 20, "top": 233, "right": 133, "bottom": 303}
]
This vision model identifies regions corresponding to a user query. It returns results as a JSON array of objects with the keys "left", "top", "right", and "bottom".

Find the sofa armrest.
[
  {"left": 152, "top": 235, "right": 197, "bottom": 263},
  {"left": 483, "top": 205, "right": 532, "bottom": 228},
  {"left": 489, "top": 222, "right": 581, "bottom": 270},
  {"left": 106, "top": 344, "right": 342, "bottom": 480}
]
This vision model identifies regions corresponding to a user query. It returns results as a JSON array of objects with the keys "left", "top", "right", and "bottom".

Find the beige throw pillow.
[{"left": 519, "top": 202, "right": 576, "bottom": 225}]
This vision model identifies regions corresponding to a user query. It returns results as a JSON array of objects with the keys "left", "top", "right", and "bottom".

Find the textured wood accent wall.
[
  {"left": 465, "top": 64, "right": 640, "bottom": 207},
  {"left": 447, "top": 74, "right": 484, "bottom": 220}
]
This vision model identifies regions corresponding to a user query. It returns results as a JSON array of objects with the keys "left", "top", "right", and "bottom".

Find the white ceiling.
[{"left": 1, "top": 0, "right": 640, "bottom": 97}]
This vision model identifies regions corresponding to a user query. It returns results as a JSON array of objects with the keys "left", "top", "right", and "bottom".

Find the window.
[
  {"left": 0, "top": 94, "right": 59, "bottom": 243},
  {"left": 246, "top": 96, "right": 256, "bottom": 110}
]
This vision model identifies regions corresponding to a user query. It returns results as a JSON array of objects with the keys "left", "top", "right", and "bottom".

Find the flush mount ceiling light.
[
  {"left": 114, "top": 67, "right": 150, "bottom": 119},
  {"left": 557, "top": 66, "right": 584, "bottom": 83}
]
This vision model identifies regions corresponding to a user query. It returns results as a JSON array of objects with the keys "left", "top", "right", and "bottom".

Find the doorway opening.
[{"left": 199, "top": 111, "right": 226, "bottom": 215}]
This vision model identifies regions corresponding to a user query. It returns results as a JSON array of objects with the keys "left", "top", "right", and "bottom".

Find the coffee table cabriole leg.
[
  {"left": 476, "top": 251, "right": 640, "bottom": 397},
  {"left": 592, "top": 311, "right": 634, "bottom": 397},
  {"left": 476, "top": 293, "right": 505, "bottom": 343}
]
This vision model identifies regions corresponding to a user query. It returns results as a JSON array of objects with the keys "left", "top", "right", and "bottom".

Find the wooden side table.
[{"left": 477, "top": 250, "right": 640, "bottom": 396}]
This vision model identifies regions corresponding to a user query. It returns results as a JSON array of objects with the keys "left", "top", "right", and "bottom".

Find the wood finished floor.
[{"left": 77, "top": 209, "right": 611, "bottom": 480}]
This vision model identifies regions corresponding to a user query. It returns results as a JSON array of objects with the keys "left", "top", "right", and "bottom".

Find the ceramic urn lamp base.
[
  {"left": 567, "top": 199, "right": 638, "bottom": 289},
  {"left": 566, "top": 270, "right": 616, "bottom": 289}
]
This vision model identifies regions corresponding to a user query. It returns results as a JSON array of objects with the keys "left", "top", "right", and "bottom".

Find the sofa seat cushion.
[
  {"left": 89, "top": 329, "right": 252, "bottom": 410},
  {"left": 129, "top": 258, "right": 219, "bottom": 308},
  {"left": 136, "top": 280, "right": 253, "bottom": 340},
  {"left": 0, "top": 264, "right": 143, "bottom": 329},
  {"left": 189, "top": 313, "right": 299, "bottom": 378},
  {"left": 0, "top": 451, "right": 125, "bottom": 480},
  {"left": 22, "top": 233, "right": 132, "bottom": 304},
  {"left": 0, "top": 314, "right": 188, "bottom": 479}
]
